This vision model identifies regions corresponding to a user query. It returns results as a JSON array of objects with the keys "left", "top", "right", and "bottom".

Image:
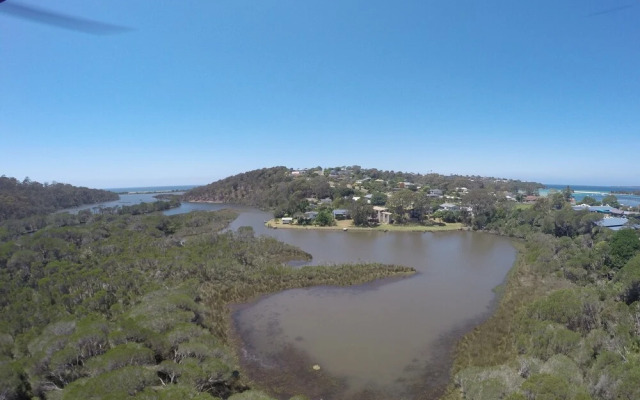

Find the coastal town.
[{"left": 268, "top": 167, "right": 640, "bottom": 232}]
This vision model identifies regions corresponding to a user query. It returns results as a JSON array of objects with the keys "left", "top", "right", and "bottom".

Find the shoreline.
[
  {"left": 265, "top": 218, "right": 465, "bottom": 232},
  {"left": 184, "top": 199, "right": 225, "bottom": 203},
  {"left": 115, "top": 190, "right": 186, "bottom": 195}
]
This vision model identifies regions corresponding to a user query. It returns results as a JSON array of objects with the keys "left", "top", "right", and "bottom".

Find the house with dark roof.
[
  {"left": 304, "top": 211, "right": 318, "bottom": 220},
  {"left": 332, "top": 209, "right": 350, "bottom": 220}
]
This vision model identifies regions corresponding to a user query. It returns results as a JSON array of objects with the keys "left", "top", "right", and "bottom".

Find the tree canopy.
[
  {"left": 0, "top": 176, "right": 118, "bottom": 222},
  {"left": 0, "top": 207, "right": 413, "bottom": 399},
  {"left": 601, "top": 194, "right": 620, "bottom": 208},
  {"left": 447, "top": 189, "right": 640, "bottom": 400},
  {"left": 609, "top": 229, "right": 640, "bottom": 269}
]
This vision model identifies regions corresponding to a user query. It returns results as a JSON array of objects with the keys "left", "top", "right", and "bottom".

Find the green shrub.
[
  {"left": 521, "top": 373, "right": 570, "bottom": 400},
  {"left": 85, "top": 343, "right": 154, "bottom": 375},
  {"left": 62, "top": 366, "right": 157, "bottom": 399}
]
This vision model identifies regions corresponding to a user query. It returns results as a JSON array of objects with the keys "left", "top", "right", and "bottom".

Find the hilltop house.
[{"left": 398, "top": 182, "right": 415, "bottom": 189}]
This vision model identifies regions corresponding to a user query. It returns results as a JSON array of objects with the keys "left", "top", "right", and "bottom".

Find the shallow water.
[{"left": 232, "top": 224, "right": 516, "bottom": 399}]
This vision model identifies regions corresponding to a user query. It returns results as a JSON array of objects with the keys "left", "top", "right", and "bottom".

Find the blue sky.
[{"left": 1, "top": 0, "right": 639, "bottom": 188}]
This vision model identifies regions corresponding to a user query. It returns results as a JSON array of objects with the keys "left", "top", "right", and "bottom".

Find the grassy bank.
[{"left": 266, "top": 218, "right": 464, "bottom": 232}]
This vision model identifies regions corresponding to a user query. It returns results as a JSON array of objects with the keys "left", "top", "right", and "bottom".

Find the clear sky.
[{"left": 1, "top": 0, "right": 639, "bottom": 188}]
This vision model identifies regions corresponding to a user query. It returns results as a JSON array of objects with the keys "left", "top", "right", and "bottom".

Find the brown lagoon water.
[{"left": 223, "top": 208, "right": 517, "bottom": 399}]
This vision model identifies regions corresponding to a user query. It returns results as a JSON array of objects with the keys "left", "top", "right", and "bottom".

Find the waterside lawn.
[{"left": 266, "top": 218, "right": 464, "bottom": 232}]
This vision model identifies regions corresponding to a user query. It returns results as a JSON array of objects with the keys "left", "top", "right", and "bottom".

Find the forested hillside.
[
  {"left": 443, "top": 196, "right": 640, "bottom": 400},
  {"left": 184, "top": 167, "right": 290, "bottom": 205},
  {"left": 0, "top": 176, "right": 118, "bottom": 222},
  {"left": 0, "top": 205, "right": 414, "bottom": 399},
  {"left": 183, "top": 167, "right": 333, "bottom": 211}
]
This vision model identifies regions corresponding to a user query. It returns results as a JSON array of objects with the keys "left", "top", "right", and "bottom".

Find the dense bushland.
[
  {"left": 0, "top": 207, "right": 414, "bottom": 399},
  {"left": 444, "top": 197, "right": 640, "bottom": 400},
  {"left": 183, "top": 167, "right": 299, "bottom": 208},
  {"left": 0, "top": 176, "right": 118, "bottom": 222}
]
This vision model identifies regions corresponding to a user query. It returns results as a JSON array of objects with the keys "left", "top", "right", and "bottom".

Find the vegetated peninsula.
[
  {"left": 183, "top": 166, "right": 544, "bottom": 228},
  {"left": 0, "top": 175, "right": 118, "bottom": 222}
]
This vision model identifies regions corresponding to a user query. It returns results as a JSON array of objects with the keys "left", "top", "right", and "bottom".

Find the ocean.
[
  {"left": 105, "top": 185, "right": 200, "bottom": 194},
  {"left": 542, "top": 184, "right": 640, "bottom": 207}
]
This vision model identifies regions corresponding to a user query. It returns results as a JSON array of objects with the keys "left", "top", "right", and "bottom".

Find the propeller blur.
[{"left": 0, "top": 1, "right": 131, "bottom": 35}]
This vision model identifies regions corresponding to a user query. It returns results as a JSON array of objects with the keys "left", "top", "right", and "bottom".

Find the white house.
[{"left": 439, "top": 203, "right": 459, "bottom": 211}]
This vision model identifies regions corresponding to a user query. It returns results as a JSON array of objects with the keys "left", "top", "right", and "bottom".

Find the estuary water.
[
  {"left": 66, "top": 196, "right": 517, "bottom": 398},
  {"left": 209, "top": 206, "right": 516, "bottom": 399},
  {"left": 61, "top": 192, "right": 182, "bottom": 213},
  {"left": 232, "top": 228, "right": 515, "bottom": 399}
]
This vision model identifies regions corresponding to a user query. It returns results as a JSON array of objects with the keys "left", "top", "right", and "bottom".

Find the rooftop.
[{"left": 597, "top": 217, "right": 629, "bottom": 230}]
